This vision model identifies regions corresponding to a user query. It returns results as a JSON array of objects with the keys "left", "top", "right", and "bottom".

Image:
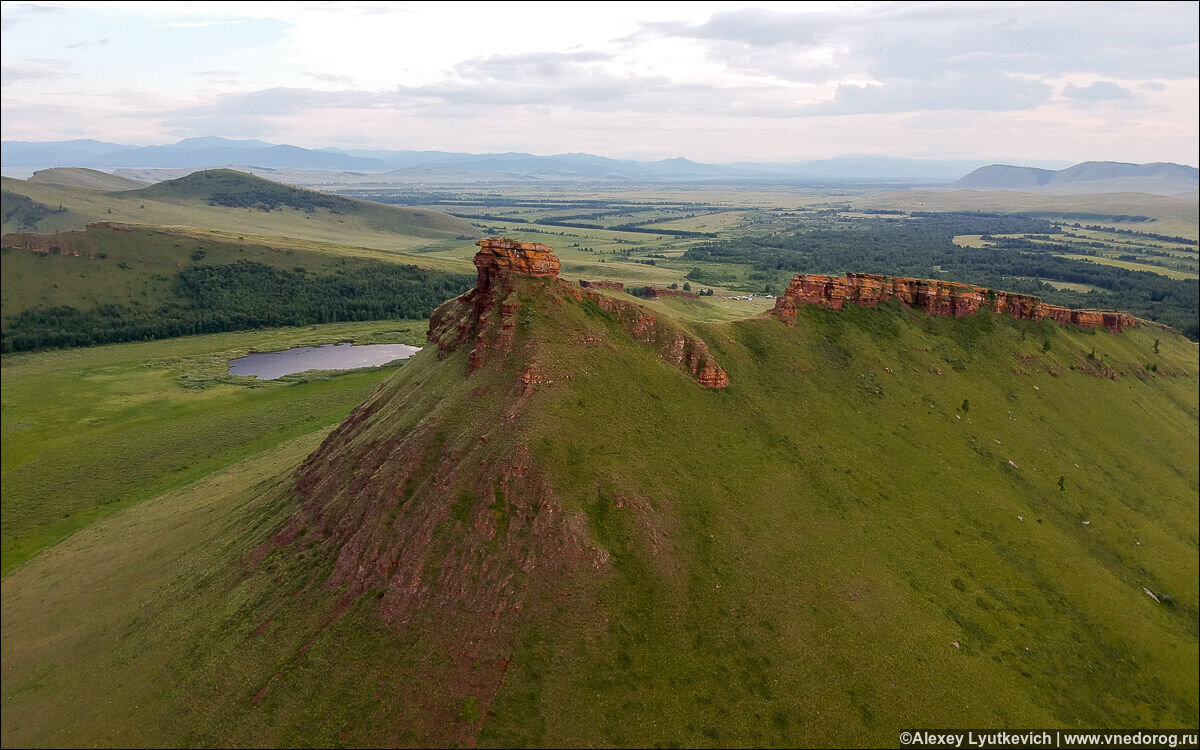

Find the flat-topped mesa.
[
  {"left": 774, "top": 272, "right": 1137, "bottom": 333},
  {"left": 474, "top": 237, "right": 560, "bottom": 292}
]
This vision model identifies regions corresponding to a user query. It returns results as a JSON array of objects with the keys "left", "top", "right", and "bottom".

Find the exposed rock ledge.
[{"left": 773, "top": 272, "right": 1137, "bottom": 332}]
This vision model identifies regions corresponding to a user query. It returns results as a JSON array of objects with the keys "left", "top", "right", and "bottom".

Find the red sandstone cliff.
[{"left": 773, "top": 272, "right": 1137, "bottom": 333}]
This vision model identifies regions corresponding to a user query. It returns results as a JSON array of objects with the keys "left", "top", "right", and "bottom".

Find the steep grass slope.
[{"left": 2, "top": 259, "right": 1197, "bottom": 747}]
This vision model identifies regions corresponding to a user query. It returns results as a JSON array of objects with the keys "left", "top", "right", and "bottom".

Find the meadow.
[{"left": 1, "top": 320, "right": 422, "bottom": 574}]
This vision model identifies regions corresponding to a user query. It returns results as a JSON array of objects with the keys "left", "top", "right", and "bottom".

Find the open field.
[
  {"left": 1057, "top": 253, "right": 1199, "bottom": 280},
  {"left": 1, "top": 320, "right": 421, "bottom": 574},
  {"left": 859, "top": 189, "right": 1200, "bottom": 241},
  {"left": 1044, "top": 280, "right": 1100, "bottom": 293}
]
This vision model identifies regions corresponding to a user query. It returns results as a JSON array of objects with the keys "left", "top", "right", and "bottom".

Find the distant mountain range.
[
  {"left": 3, "top": 137, "right": 1071, "bottom": 184},
  {"left": 955, "top": 161, "right": 1198, "bottom": 197},
  {"left": 7, "top": 138, "right": 1194, "bottom": 193},
  {"left": 2, "top": 137, "right": 385, "bottom": 172}
]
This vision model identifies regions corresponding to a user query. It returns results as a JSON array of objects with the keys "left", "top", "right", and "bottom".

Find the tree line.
[{"left": 2, "top": 261, "right": 473, "bottom": 353}]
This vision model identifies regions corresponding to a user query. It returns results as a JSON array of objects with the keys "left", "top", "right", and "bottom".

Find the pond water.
[{"left": 227, "top": 342, "right": 421, "bottom": 380}]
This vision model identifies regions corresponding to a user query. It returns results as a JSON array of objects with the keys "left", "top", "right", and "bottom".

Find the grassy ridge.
[
  {"left": 28, "top": 167, "right": 149, "bottom": 191},
  {"left": 0, "top": 170, "right": 477, "bottom": 249},
  {"left": 1, "top": 224, "right": 473, "bottom": 352},
  {"left": 2, "top": 280, "right": 1195, "bottom": 746},
  {"left": 1, "top": 224, "right": 398, "bottom": 322}
]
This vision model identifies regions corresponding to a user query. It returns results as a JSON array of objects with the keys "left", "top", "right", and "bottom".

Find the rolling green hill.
[
  {"left": 3, "top": 248, "right": 1196, "bottom": 747},
  {"left": 1, "top": 223, "right": 473, "bottom": 352},
  {"left": 129, "top": 168, "right": 364, "bottom": 210},
  {"left": 0, "top": 169, "right": 477, "bottom": 249},
  {"left": 2, "top": 224, "right": 373, "bottom": 322},
  {"left": 28, "top": 167, "right": 149, "bottom": 191}
]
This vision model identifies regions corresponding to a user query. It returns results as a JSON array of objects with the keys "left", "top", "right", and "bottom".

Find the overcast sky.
[{"left": 2, "top": 1, "right": 1197, "bottom": 165}]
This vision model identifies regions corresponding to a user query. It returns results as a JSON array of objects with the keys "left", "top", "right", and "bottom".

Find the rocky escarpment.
[
  {"left": 774, "top": 272, "right": 1138, "bottom": 333},
  {"left": 3, "top": 223, "right": 140, "bottom": 256},
  {"left": 578, "top": 279, "right": 624, "bottom": 291},
  {"left": 428, "top": 237, "right": 727, "bottom": 388},
  {"left": 640, "top": 286, "right": 700, "bottom": 300}
]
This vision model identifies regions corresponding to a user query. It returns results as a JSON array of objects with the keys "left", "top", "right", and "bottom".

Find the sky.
[{"left": 1, "top": 1, "right": 1197, "bottom": 165}]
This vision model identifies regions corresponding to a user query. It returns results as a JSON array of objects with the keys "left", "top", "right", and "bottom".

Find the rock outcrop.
[
  {"left": 1, "top": 230, "right": 98, "bottom": 257},
  {"left": 428, "top": 238, "right": 728, "bottom": 389},
  {"left": 640, "top": 286, "right": 700, "bottom": 300},
  {"left": 773, "top": 272, "right": 1137, "bottom": 333},
  {"left": 473, "top": 237, "right": 560, "bottom": 289},
  {"left": 578, "top": 279, "right": 624, "bottom": 291}
]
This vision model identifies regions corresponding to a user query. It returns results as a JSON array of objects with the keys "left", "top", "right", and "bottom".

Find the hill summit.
[{"left": 955, "top": 161, "right": 1198, "bottom": 196}]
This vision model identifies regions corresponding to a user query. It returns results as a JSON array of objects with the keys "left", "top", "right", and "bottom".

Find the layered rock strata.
[
  {"left": 773, "top": 272, "right": 1137, "bottom": 332},
  {"left": 578, "top": 279, "right": 624, "bottom": 291}
]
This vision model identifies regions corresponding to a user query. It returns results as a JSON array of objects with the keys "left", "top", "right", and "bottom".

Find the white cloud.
[
  {"left": 155, "top": 20, "right": 243, "bottom": 29},
  {"left": 1, "top": 58, "right": 76, "bottom": 83},
  {"left": 1, "top": 1, "right": 1196, "bottom": 164},
  {"left": 807, "top": 73, "right": 1054, "bottom": 115}
]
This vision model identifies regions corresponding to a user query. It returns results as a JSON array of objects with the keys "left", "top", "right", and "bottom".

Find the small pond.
[{"left": 227, "top": 343, "right": 421, "bottom": 380}]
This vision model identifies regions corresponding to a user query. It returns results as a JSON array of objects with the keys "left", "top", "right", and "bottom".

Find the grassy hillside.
[
  {"left": 0, "top": 320, "right": 423, "bottom": 575},
  {"left": 955, "top": 162, "right": 1198, "bottom": 197},
  {"left": 1, "top": 224, "right": 389, "bottom": 322},
  {"left": 3, "top": 272, "right": 1196, "bottom": 747},
  {"left": 1, "top": 223, "right": 473, "bottom": 352},
  {"left": 29, "top": 167, "right": 149, "bottom": 191},
  {"left": 0, "top": 170, "right": 477, "bottom": 249},
  {"left": 0, "top": 224, "right": 471, "bottom": 323},
  {"left": 0, "top": 188, "right": 91, "bottom": 232}
]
